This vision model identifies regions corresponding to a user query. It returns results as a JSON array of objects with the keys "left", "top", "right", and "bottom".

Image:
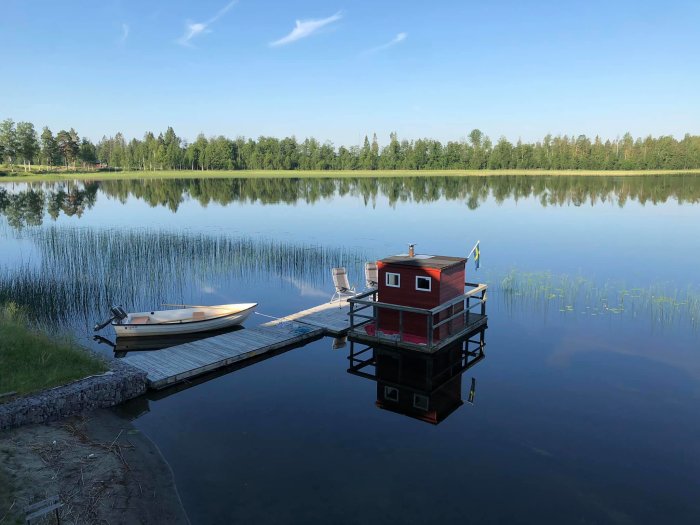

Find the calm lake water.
[{"left": 2, "top": 175, "right": 700, "bottom": 523}]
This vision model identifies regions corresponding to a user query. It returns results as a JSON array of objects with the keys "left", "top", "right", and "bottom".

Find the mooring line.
[
  {"left": 254, "top": 311, "right": 284, "bottom": 320},
  {"left": 254, "top": 310, "right": 320, "bottom": 329}
]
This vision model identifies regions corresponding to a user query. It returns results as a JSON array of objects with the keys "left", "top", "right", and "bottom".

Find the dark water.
[{"left": 1, "top": 176, "right": 699, "bottom": 523}]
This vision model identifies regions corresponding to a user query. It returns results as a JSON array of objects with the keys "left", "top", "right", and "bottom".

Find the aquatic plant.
[
  {"left": 0, "top": 226, "right": 368, "bottom": 327},
  {"left": 494, "top": 269, "right": 700, "bottom": 331}
]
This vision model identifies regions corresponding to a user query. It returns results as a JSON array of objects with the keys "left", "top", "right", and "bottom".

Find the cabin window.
[
  {"left": 386, "top": 272, "right": 401, "bottom": 288},
  {"left": 384, "top": 386, "right": 399, "bottom": 402},
  {"left": 413, "top": 394, "right": 429, "bottom": 411},
  {"left": 415, "top": 276, "right": 432, "bottom": 292}
]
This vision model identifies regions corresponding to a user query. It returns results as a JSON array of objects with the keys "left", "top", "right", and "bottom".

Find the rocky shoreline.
[{"left": 0, "top": 360, "right": 147, "bottom": 431}]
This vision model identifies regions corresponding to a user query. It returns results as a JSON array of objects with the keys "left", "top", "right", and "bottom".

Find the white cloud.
[
  {"left": 179, "top": 22, "right": 209, "bottom": 46},
  {"left": 178, "top": 0, "right": 237, "bottom": 47},
  {"left": 119, "top": 23, "right": 129, "bottom": 44},
  {"left": 279, "top": 276, "right": 329, "bottom": 298},
  {"left": 364, "top": 32, "right": 407, "bottom": 54},
  {"left": 269, "top": 12, "right": 343, "bottom": 47}
]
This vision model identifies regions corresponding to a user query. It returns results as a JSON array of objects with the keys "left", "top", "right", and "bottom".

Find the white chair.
[
  {"left": 331, "top": 267, "right": 356, "bottom": 303},
  {"left": 365, "top": 262, "right": 378, "bottom": 289}
]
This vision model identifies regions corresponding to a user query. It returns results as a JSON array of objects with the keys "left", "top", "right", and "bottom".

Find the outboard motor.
[
  {"left": 94, "top": 305, "right": 128, "bottom": 331},
  {"left": 110, "top": 305, "right": 128, "bottom": 321}
]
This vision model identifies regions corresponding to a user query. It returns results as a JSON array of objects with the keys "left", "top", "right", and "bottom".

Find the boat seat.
[
  {"left": 192, "top": 311, "right": 206, "bottom": 320},
  {"left": 130, "top": 316, "right": 150, "bottom": 324}
]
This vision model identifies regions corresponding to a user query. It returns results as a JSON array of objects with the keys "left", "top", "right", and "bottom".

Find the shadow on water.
[
  {"left": 115, "top": 333, "right": 323, "bottom": 420},
  {"left": 347, "top": 327, "right": 487, "bottom": 425},
  {"left": 118, "top": 326, "right": 487, "bottom": 425},
  {"left": 2, "top": 174, "right": 700, "bottom": 226},
  {"left": 93, "top": 325, "right": 246, "bottom": 357}
]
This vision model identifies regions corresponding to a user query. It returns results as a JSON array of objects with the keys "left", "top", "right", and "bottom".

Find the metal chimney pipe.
[{"left": 408, "top": 244, "right": 415, "bottom": 257}]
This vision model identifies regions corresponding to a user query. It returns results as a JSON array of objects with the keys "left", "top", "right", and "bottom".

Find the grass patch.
[
  {"left": 0, "top": 303, "right": 107, "bottom": 398},
  {"left": 1, "top": 168, "right": 700, "bottom": 182}
]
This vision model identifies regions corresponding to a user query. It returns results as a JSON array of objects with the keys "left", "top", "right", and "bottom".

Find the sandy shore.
[{"left": 0, "top": 408, "right": 188, "bottom": 524}]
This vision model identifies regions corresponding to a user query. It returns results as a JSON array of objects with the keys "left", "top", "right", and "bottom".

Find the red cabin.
[{"left": 376, "top": 252, "right": 467, "bottom": 341}]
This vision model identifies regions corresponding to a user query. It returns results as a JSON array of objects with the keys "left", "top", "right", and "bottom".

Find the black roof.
[{"left": 379, "top": 255, "right": 466, "bottom": 270}]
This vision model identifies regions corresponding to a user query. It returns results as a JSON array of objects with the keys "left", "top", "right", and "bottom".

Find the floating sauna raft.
[{"left": 123, "top": 300, "right": 353, "bottom": 389}]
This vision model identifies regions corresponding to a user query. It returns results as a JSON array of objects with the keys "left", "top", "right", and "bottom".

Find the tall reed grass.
[{"left": 0, "top": 226, "right": 368, "bottom": 327}]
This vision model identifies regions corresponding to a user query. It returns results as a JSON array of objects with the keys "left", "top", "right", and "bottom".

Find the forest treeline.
[
  {"left": 1, "top": 117, "right": 700, "bottom": 172},
  {"left": 2, "top": 175, "right": 699, "bottom": 228}
]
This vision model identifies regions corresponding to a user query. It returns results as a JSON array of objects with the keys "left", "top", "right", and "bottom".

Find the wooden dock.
[
  {"left": 263, "top": 299, "right": 351, "bottom": 335},
  {"left": 123, "top": 301, "right": 351, "bottom": 390},
  {"left": 122, "top": 296, "right": 488, "bottom": 390},
  {"left": 123, "top": 321, "right": 322, "bottom": 389}
]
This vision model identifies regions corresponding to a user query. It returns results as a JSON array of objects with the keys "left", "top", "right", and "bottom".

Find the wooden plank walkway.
[
  {"left": 263, "top": 299, "right": 351, "bottom": 335},
  {"left": 123, "top": 321, "right": 322, "bottom": 389}
]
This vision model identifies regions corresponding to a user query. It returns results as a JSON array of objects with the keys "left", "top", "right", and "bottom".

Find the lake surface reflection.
[{"left": 2, "top": 175, "right": 700, "bottom": 523}]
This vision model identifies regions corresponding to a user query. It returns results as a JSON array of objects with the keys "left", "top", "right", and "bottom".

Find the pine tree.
[{"left": 40, "top": 127, "right": 60, "bottom": 167}]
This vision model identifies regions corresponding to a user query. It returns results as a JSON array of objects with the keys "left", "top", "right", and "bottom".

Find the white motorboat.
[{"left": 98, "top": 303, "right": 257, "bottom": 337}]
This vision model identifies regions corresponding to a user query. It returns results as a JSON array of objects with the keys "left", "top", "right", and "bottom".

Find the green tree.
[
  {"left": 79, "top": 138, "right": 98, "bottom": 165},
  {"left": 162, "top": 127, "right": 183, "bottom": 169},
  {"left": 468, "top": 129, "right": 485, "bottom": 169},
  {"left": 359, "top": 135, "right": 371, "bottom": 169},
  {"left": 16, "top": 122, "right": 39, "bottom": 171},
  {"left": 40, "top": 127, "right": 60, "bottom": 167},
  {"left": 370, "top": 133, "right": 379, "bottom": 170},
  {"left": 205, "top": 136, "right": 233, "bottom": 169},
  {"left": 0, "top": 119, "right": 19, "bottom": 171},
  {"left": 56, "top": 128, "right": 79, "bottom": 167}
]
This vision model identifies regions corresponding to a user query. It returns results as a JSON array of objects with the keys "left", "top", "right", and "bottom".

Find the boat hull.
[{"left": 112, "top": 304, "right": 256, "bottom": 337}]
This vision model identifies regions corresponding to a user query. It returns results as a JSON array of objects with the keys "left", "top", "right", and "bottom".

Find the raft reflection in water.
[{"left": 347, "top": 327, "right": 486, "bottom": 424}]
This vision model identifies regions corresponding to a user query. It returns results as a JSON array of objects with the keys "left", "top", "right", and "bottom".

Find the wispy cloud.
[
  {"left": 269, "top": 12, "right": 343, "bottom": 47},
  {"left": 119, "top": 23, "right": 129, "bottom": 44},
  {"left": 364, "top": 32, "right": 407, "bottom": 54},
  {"left": 178, "top": 0, "right": 237, "bottom": 47}
]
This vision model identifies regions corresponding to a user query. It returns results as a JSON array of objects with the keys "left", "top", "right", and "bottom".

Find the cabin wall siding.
[{"left": 375, "top": 261, "right": 465, "bottom": 338}]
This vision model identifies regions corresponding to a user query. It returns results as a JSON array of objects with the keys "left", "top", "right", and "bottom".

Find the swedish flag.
[{"left": 473, "top": 241, "right": 480, "bottom": 270}]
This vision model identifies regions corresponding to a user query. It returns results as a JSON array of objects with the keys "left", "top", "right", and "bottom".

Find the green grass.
[
  {"left": 2, "top": 168, "right": 700, "bottom": 182},
  {"left": 0, "top": 303, "right": 107, "bottom": 398}
]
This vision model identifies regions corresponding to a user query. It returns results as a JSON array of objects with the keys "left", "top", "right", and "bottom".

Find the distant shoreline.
[{"left": 2, "top": 168, "right": 700, "bottom": 182}]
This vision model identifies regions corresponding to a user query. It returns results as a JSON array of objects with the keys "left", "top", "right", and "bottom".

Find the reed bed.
[
  {"left": 0, "top": 226, "right": 368, "bottom": 327},
  {"left": 495, "top": 270, "right": 700, "bottom": 331}
]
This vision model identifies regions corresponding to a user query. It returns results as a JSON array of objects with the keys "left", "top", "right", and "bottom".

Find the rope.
[
  {"left": 253, "top": 311, "right": 284, "bottom": 320},
  {"left": 254, "top": 310, "right": 321, "bottom": 329}
]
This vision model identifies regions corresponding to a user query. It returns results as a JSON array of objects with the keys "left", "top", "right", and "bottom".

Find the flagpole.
[{"left": 467, "top": 240, "right": 480, "bottom": 259}]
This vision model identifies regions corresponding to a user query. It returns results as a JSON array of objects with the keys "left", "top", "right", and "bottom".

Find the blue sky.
[{"left": 1, "top": 0, "right": 699, "bottom": 145}]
